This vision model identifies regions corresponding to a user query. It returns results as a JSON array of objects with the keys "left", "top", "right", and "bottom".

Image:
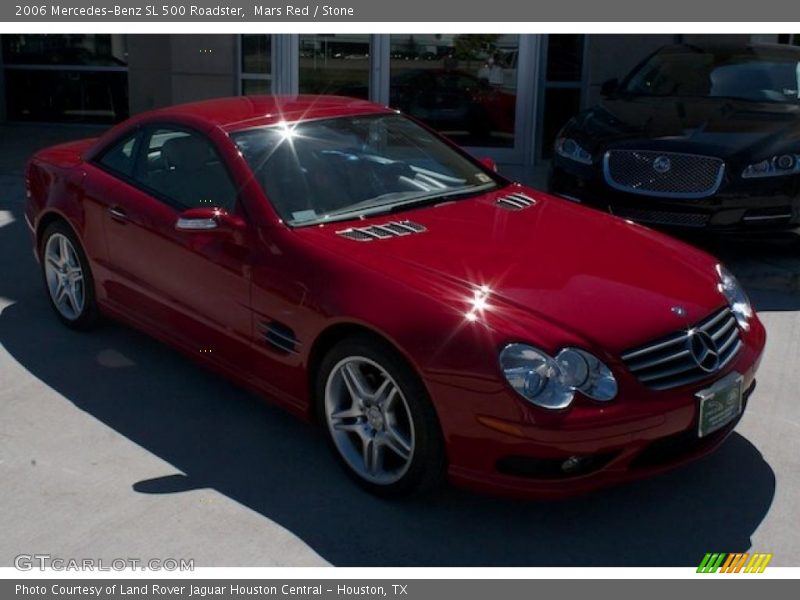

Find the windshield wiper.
[{"left": 301, "top": 183, "right": 496, "bottom": 226}]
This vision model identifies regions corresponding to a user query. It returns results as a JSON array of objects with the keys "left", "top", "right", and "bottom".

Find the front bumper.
[
  {"left": 550, "top": 161, "right": 800, "bottom": 233},
  {"left": 431, "top": 319, "right": 766, "bottom": 499}
]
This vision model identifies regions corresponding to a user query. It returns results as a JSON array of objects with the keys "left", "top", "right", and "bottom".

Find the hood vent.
[
  {"left": 337, "top": 220, "right": 426, "bottom": 241},
  {"left": 259, "top": 321, "right": 300, "bottom": 355},
  {"left": 496, "top": 192, "right": 536, "bottom": 211}
]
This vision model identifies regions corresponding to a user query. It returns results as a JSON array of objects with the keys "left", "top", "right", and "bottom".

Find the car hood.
[
  {"left": 298, "top": 187, "right": 727, "bottom": 356},
  {"left": 569, "top": 95, "right": 800, "bottom": 159}
]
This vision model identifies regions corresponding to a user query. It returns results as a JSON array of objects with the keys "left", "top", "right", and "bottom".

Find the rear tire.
[
  {"left": 315, "top": 334, "right": 446, "bottom": 498},
  {"left": 40, "top": 220, "right": 100, "bottom": 330}
]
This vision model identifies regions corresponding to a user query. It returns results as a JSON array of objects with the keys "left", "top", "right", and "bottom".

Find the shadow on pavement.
[{"left": 0, "top": 186, "right": 778, "bottom": 566}]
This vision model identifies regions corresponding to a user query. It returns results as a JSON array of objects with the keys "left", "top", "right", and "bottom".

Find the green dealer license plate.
[{"left": 696, "top": 373, "right": 743, "bottom": 438}]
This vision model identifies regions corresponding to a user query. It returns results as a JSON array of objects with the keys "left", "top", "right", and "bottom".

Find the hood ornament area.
[
  {"left": 688, "top": 330, "right": 721, "bottom": 373},
  {"left": 671, "top": 305, "right": 687, "bottom": 317}
]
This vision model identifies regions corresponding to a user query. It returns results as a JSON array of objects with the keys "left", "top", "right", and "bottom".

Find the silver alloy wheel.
[
  {"left": 43, "top": 232, "right": 85, "bottom": 320},
  {"left": 324, "top": 356, "right": 416, "bottom": 485}
]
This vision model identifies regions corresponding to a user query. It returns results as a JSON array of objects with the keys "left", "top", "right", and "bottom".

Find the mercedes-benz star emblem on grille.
[
  {"left": 653, "top": 156, "right": 672, "bottom": 174},
  {"left": 688, "top": 330, "right": 721, "bottom": 373},
  {"left": 671, "top": 306, "right": 687, "bottom": 317}
]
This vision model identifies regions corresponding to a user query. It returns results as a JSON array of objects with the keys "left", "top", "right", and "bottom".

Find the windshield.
[
  {"left": 231, "top": 114, "right": 498, "bottom": 226},
  {"left": 622, "top": 48, "right": 800, "bottom": 104}
]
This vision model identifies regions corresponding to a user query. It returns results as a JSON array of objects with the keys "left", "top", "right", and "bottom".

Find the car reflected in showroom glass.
[
  {"left": 550, "top": 43, "right": 800, "bottom": 231},
  {"left": 25, "top": 95, "right": 766, "bottom": 498}
]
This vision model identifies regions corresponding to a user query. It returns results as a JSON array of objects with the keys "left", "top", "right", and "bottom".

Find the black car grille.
[
  {"left": 621, "top": 307, "right": 742, "bottom": 391},
  {"left": 604, "top": 150, "right": 725, "bottom": 199},
  {"left": 613, "top": 208, "right": 710, "bottom": 228}
]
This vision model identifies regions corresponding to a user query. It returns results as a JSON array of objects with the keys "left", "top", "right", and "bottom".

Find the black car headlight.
[
  {"left": 741, "top": 153, "right": 800, "bottom": 178},
  {"left": 555, "top": 137, "right": 593, "bottom": 165},
  {"left": 499, "top": 344, "right": 617, "bottom": 410},
  {"left": 717, "top": 264, "right": 754, "bottom": 330}
]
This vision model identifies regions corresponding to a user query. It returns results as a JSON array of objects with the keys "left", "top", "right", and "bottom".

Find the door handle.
[{"left": 108, "top": 207, "right": 128, "bottom": 223}]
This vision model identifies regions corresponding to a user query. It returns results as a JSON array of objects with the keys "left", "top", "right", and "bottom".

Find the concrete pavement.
[{"left": 0, "top": 124, "right": 798, "bottom": 567}]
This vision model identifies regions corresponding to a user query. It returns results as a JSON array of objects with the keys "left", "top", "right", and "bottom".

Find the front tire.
[
  {"left": 40, "top": 220, "right": 100, "bottom": 330},
  {"left": 316, "top": 335, "right": 445, "bottom": 497}
]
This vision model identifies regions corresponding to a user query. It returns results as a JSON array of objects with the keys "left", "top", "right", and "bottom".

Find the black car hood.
[{"left": 569, "top": 95, "right": 800, "bottom": 159}]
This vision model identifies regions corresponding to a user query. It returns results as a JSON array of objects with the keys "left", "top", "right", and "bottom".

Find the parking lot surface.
[{"left": 1, "top": 124, "right": 798, "bottom": 566}]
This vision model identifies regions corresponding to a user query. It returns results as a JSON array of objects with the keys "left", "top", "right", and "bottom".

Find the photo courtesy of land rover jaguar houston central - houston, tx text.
[{"left": 24, "top": 95, "right": 766, "bottom": 498}]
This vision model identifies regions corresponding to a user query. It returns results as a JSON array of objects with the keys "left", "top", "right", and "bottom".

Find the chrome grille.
[
  {"left": 604, "top": 150, "right": 725, "bottom": 199},
  {"left": 621, "top": 307, "right": 742, "bottom": 391},
  {"left": 496, "top": 192, "right": 536, "bottom": 211},
  {"left": 337, "top": 220, "right": 425, "bottom": 241},
  {"left": 613, "top": 208, "right": 710, "bottom": 228}
]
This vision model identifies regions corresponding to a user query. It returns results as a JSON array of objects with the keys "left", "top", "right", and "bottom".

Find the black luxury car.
[{"left": 549, "top": 43, "right": 800, "bottom": 232}]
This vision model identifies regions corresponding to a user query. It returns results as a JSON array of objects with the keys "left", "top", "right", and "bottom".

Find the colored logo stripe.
[
  {"left": 697, "top": 553, "right": 726, "bottom": 573},
  {"left": 697, "top": 552, "right": 772, "bottom": 573},
  {"left": 745, "top": 553, "right": 773, "bottom": 573}
]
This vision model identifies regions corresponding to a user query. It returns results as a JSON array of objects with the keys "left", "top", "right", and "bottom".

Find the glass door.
[
  {"left": 383, "top": 34, "right": 536, "bottom": 166},
  {"left": 298, "top": 35, "right": 371, "bottom": 99}
]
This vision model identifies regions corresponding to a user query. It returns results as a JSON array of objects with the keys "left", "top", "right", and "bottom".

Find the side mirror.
[
  {"left": 479, "top": 157, "right": 497, "bottom": 172},
  {"left": 600, "top": 78, "right": 619, "bottom": 97},
  {"left": 175, "top": 207, "right": 244, "bottom": 233}
]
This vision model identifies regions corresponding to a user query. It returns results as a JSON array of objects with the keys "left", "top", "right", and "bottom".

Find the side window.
[
  {"left": 97, "top": 131, "right": 140, "bottom": 178},
  {"left": 133, "top": 126, "right": 238, "bottom": 212}
]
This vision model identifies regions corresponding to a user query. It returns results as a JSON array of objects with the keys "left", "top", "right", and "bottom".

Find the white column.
[{"left": 273, "top": 35, "right": 299, "bottom": 95}]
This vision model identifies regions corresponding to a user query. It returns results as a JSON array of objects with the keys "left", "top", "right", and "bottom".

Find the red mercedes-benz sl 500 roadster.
[{"left": 24, "top": 95, "right": 765, "bottom": 498}]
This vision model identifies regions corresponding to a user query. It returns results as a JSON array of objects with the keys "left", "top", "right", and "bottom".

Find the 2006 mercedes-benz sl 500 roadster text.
[{"left": 25, "top": 95, "right": 766, "bottom": 498}]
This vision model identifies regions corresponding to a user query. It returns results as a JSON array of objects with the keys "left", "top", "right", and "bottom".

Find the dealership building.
[{"left": 0, "top": 33, "right": 790, "bottom": 183}]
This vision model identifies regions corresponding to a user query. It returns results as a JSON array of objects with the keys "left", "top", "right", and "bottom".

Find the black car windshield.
[
  {"left": 622, "top": 47, "right": 800, "bottom": 104},
  {"left": 231, "top": 113, "right": 498, "bottom": 226}
]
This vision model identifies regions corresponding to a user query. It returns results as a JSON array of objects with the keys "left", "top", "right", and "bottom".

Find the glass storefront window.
[
  {"left": 388, "top": 34, "right": 519, "bottom": 148},
  {"left": 541, "top": 88, "right": 582, "bottom": 160},
  {"left": 540, "top": 35, "right": 586, "bottom": 159},
  {"left": 298, "top": 35, "right": 370, "bottom": 99},
  {"left": 2, "top": 34, "right": 129, "bottom": 123},
  {"left": 2, "top": 34, "right": 127, "bottom": 67},
  {"left": 4, "top": 69, "right": 128, "bottom": 123},
  {"left": 546, "top": 34, "right": 584, "bottom": 82},
  {"left": 240, "top": 35, "right": 272, "bottom": 95}
]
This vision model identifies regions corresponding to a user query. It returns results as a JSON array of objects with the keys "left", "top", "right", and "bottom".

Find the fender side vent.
[
  {"left": 496, "top": 192, "right": 536, "bottom": 210},
  {"left": 259, "top": 321, "right": 300, "bottom": 355},
  {"left": 337, "top": 220, "right": 426, "bottom": 241}
]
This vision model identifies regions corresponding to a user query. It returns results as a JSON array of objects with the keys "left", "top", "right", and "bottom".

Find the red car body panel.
[{"left": 24, "top": 96, "right": 767, "bottom": 498}]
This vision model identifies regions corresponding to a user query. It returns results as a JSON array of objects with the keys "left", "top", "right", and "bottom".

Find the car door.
[{"left": 92, "top": 123, "right": 254, "bottom": 375}]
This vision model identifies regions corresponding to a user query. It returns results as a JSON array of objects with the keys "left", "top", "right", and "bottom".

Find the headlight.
[
  {"left": 717, "top": 264, "right": 753, "bottom": 330},
  {"left": 499, "top": 344, "right": 617, "bottom": 410},
  {"left": 742, "top": 153, "right": 800, "bottom": 178},
  {"left": 555, "top": 137, "right": 593, "bottom": 165}
]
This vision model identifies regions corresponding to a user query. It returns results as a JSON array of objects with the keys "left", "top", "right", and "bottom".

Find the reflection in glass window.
[
  {"left": 4, "top": 70, "right": 129, "bottom": 123},
  {"left": 540, "top": 35, "right": 586, "bottom": 159},
  {"left": 240, "top": 34, "right": 272, "bottom": 94},
  {"left": 623, "top": 48, "right": 800, "bottom": 103},
  {"left": 546, "top": 34, "right": 584, "bottom": 82},
  {"left": 541, "top": 88, "right": 582, "bottom": 160},
  {"left": 2, "top": 34, "right": 127, "bottom": 66},
  {"left": 389, "top": 34, "right": 519, "bottom": 148},
  {"left": 298, "top": 35, "right": 370, "bottom": 99},
  {"left": 2, "top": 35, "right": 129, "bottom": 123}
]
